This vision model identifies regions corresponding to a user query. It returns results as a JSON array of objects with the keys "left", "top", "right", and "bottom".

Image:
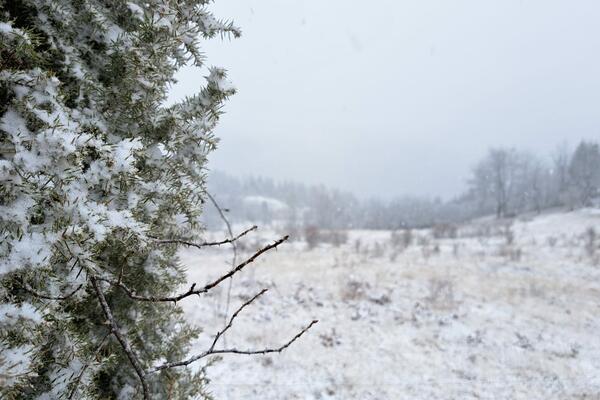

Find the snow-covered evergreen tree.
[{"left": 0, "top": 1, "right": 241, "bottom": 398}]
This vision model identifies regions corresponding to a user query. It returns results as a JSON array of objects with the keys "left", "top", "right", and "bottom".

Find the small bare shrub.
[
  {"left": 584, "top": 227, "right": 597, "bottom": 258},
  {"left": 403, "top": 229, "right": 414, "bottom": 247},
  {"left": 390, "top": 228, "right": 413, "bottom": 250},
  {"left": 421, "top": 245, "right": 432, "bottom": 260},
  {"left": 368, "top": 292, "right": 391, "bottom": 305},
  {"left": 432, "top": 223, "right": 458, "bottom": 239},
  {"left": 353, "top": 238, "right": 362, "bottom": 254},
  {"left": 502, "top": 223, "right": 515, "bottom": 245},
  {"left": 499, "top": 245, "right": 522, "bottom": 261},
  {"left": 305, "top": 227, "right": 349, "bottom": 249},
  {"left": 473, "top": 223, "right": 492, "bottom": 238},
  {"left": 417, "top": 235, "right": 430, "bottom": 246},
  {"left": 341, "top": 279, "right": 369, "bottom": 302},
  {"left": 279, "top": 222, "right": 303, "bottom": 243},
  {"left": 304, "top": 225, "right": 320, "bottom": 250},
  {"left": 426, "top": 278, "right": 455, "bottom": 309},
  {"left": 512, "top": 247, "right": 522, "bottom": 261},
  {"left": 324, "top": 230, "right": 349, "bottom": 247},
  {"left": 260, "top": 357, "right": 274, "bottom": 367},
  {"left": 319, "top": 328, "right": 341, "bottom": 348},
  {"left": 452, "top": 243, "right": 460, "bottom": 258},
  {"left": 371, "top": 242, "right": 385, "bottom": 258}
]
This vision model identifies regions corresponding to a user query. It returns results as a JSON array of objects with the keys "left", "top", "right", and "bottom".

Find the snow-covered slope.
[{"left": 179, "top": 209, "right": 600, "bottom": 399}]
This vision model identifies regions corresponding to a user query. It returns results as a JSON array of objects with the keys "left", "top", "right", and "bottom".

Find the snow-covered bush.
[{"left": 1, "top": 2, "right": 316, "bottom": 399}]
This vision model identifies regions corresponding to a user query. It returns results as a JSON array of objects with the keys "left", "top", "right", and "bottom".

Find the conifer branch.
[
  {"left": 90, "top": 277, "right": 150, "bottom": 399},
  {"left": 21, "top": 283, "right": 83, "bottom": 301},
  {"left": 101, "top": 236, "right": 289, "bottom": 303},
  {"left": 67, "top": 332, "right": 110, "bottom": 400}
]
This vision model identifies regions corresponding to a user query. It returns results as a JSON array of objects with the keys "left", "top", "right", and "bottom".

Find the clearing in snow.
[{"left": 180, "top": 209, "right": 600, "bottom": 399}]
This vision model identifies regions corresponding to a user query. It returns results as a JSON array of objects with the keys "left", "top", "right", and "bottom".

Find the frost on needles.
[{"left": 0, "top": 1, "right": 315, "bottom": 399}]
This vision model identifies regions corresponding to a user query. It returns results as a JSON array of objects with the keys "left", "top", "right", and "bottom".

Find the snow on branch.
[{"left": 67, "top": 332, "right": 111, "bottom": 400}]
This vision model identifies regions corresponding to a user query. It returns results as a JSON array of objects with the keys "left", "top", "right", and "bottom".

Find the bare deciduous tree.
[
  {"left": 470, "top": 148, "right": 519, "bottom": 218},
  {"left": 569, "top": 141, "right": 600, "bottom": 206}
]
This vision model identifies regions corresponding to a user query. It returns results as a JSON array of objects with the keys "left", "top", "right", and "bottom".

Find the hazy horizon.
[{"left": 168, "top": 0, "right": 600, "bottom": 200}]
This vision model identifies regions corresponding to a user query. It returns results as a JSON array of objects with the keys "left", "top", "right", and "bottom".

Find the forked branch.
[
  {"left": 88, "top": 229, "right": 315, "bottom": 390},
  {"left": 209, "top": 288, "right": 268, "bottom": 351},
  {"left": 207, "top": 320, "right": 318, "bottom": 356},
  {"left": 147, "top": 286, "right": 317, "bottom": 374},
  {"left": 148, "top": 320, "right": 317, "bottom": 374},
  {"left": 101, "top": 236, "right": 289, "bottom": 303}
]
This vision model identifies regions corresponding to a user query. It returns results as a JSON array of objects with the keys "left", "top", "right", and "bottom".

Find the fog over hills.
[
  {"left": 204, "top": 140, "right": 600, "bottom": 230},
  {"left": 169, "top": 0, "right": 600, "bottom": 199}
]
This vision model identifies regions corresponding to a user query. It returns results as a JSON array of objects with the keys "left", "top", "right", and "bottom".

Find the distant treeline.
[{"left": 204, "top": 140, "right": 600, "bottom": 230}]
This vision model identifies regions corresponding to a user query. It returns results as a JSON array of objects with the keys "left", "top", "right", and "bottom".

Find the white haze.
[{"left": 168, "top": 0, "right": 600, "bottom": 199}]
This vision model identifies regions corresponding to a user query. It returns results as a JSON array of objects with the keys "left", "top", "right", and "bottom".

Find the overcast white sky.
[{"left": 168, "top": 0, "right": 600, "bottom": 199}]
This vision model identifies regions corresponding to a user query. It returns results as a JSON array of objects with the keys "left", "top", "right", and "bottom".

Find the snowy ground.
[{"left": 179, "top": 209, "right": 600, "bottom": 399}]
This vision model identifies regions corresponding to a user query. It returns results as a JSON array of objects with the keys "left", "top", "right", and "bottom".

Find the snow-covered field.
[{"left": 179, "top": 209, "right": 600, "bottom": 399}]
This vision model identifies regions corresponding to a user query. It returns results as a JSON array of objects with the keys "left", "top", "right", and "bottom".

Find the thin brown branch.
[
  {"left": 68, "top": 332, "right": 110, "bottom": 400},
  {"left": 91, "top": 277, "right": 150, "bottom": 399},
  {"left": 206, "top": 191, "right": 240, "bottom": 346},
  {"left": 148, "top": 319, "right": 318, "bottom": 374},
  {"left": 206, "top": 192, "right": 235, "bottom": 240},
  {"left": 209, "top": 319, "right": 318, "bottom": 355},
  {"left": 153, "top": 225, "right": 257, "bottom": 249},
  {"left": 209, "top": 288, "right": 268, "bottom": 351},
  {"left": 101, "top": 236, "right": 289, "bottom": 303},
  {"left": 21, "top": 283, "right": 83, "bottom": 301}
]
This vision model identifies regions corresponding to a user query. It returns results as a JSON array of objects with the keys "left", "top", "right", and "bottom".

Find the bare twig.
[
  {"left": 148, "top": 318, "right": 318, "bottom": 374},
  {"left": 21, "top": 283, "right": 83, "bottom": 301},
  {"left": 91, "top": 277, "right": 150, "bottom": 399},
  {"left": 153, "top": 225, "right": 257, "bottom": 249},
  {"left": 208, "top": 319, "right": 318, "bottom": 356},
  {"left": 205, "top": 192, "right": 239, "bottom": 337},
  {"left": 209, "top": 288, "right": 268, "bottom": 351},
  {"left": 100, "top": 236, "right": 289, "bottom": 303},
  {"left": 206, "top": 192, "right": 235, "bottom": 242},
  {"left": 68, "top": 332, "right": 110, "bottom": 400}
]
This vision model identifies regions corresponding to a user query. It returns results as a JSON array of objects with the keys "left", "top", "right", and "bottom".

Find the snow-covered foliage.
[{"left": 1, "top": 1, "right": 238, "bottom": 398}]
